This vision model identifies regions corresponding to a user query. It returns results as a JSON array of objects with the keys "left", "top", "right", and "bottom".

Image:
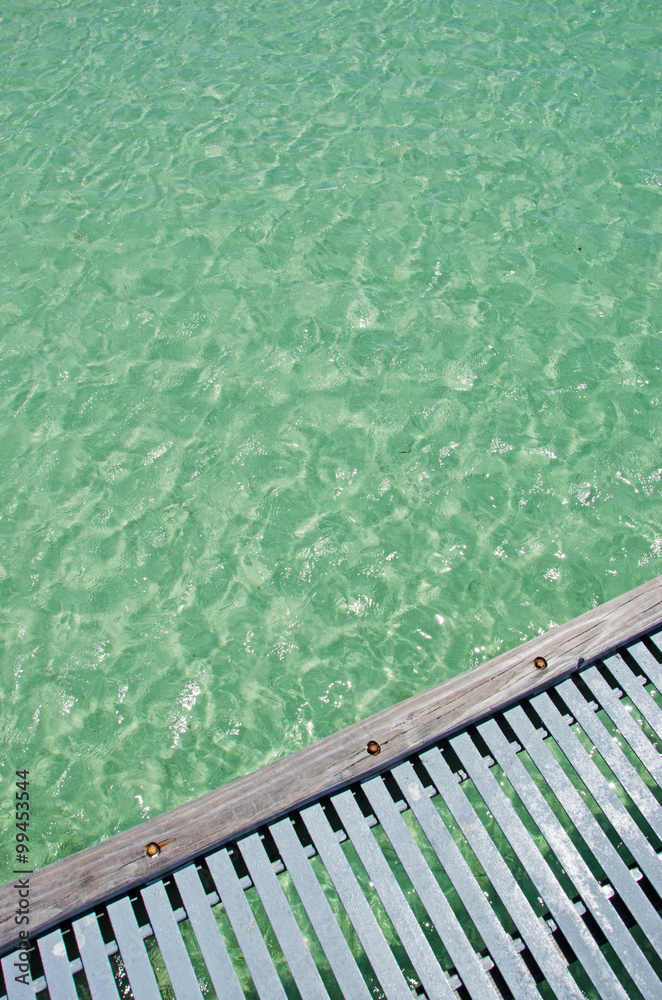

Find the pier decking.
[{"left": 2, "top": 574, "right": 662, "bottom": 998}]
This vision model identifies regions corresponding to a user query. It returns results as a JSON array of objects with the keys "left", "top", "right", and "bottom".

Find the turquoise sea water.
[{"left": 1, "top": 0, "right": 661, "bottom": 875}]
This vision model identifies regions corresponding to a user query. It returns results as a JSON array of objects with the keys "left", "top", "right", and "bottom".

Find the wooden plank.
[{"left": 1, "top": 573, "right": 661, "bottom": 954}]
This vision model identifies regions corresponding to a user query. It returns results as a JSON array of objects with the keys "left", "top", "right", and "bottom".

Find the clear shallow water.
[{"left": 1, "top": 0, "right": 661, "bottom": 874}]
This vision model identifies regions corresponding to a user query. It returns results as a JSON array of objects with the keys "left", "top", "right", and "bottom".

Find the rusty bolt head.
[
  {"left": 145, "top": 842, "right": 161, "bottom": 857},
  {"left": 534, "top": 656, "right": 547, "bottom": 670},
  {"left": 367, "top": 740, "right": 381, "bottom": 756}
]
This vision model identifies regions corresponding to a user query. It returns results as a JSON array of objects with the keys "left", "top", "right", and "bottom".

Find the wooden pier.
[{"left": 2, "top": 573, "right": 662, "bottom": 998}]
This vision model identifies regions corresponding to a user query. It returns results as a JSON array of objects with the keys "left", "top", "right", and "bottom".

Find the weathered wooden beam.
[{"left": 1, "top": 573, "right": 661, "bottom": 954}]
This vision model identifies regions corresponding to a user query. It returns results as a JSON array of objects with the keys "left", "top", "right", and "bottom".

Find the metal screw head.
[
  {"left": 534, "top": 656, "right": 547, "bottom": 670},
  {"left": 367, "top": 740, "right": 381, "bottom": 756},
  {"left": 145, "top": 842, "right": 161, "bottom": 857}
]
